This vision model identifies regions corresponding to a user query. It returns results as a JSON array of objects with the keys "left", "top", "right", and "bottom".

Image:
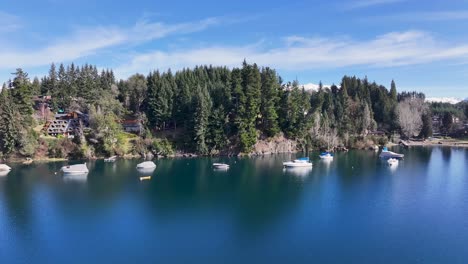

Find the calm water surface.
[{"left": 1, "top": 147, "right": 468, "bottom": 263}]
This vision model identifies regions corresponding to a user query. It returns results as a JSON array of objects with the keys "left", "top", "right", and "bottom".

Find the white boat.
[
  {"left": 0, "top": 164, "right": 12, "bottom": 171},
  {"left": 387, "top": 158, "right": 399, "bottom": 166},
  {"left": 104, "top": 156, "right": 117, "bottom": 162},
  {"left": 136, "top": 161, "right": 156, "bottom": 169},
  {"left": 213, "top": 163, "right": 229, "bottom": 169},
  {"left": 283, "top": 157, "right": 312, "bottom": 168},
  {"left": 61, "top": 163, "right": 89, "bottom": 175},
  {"left": 319, "top": 152, "right": 334, "bottom": 160},
  {"left": 379, "top": 147, "right": 404, "bottom": 159}
]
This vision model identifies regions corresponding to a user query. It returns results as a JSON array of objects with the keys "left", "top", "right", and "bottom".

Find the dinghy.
[
  {"left": 319, "top": 152, "right": 334, "bottom": 160},
  {"left": 379, "top": 147, "right": 404, "bottom": 159},
  {"left": 0, "top": 164, "right": 12, "bottom": 171},
  {"left": 213, "top": 163, "right": 229, "bottom": 169},
  {"left": 283, "top": 157, "right": 312, "bottom": 168},
  {"left": 104, "top": 156, "right": 117, "bottom": 162},
  {"left": 136, "top": 161, "right": 156, "bottom": 169},
  {"left": 61, "top": 163, "right": 89, "bottom": 175}
]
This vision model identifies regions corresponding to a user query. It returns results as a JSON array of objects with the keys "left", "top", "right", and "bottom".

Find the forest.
[{"left": 1, "top": 61, "right": 467, "bottom": 160}]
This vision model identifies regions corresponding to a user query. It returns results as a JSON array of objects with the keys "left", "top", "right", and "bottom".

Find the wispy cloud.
[
  {"left": 0, "top": 11, "right": 22, "bottom": 33},
  {"left": 372, "top": 10, "right": 468, "bottom": 21},
  {"left": 344, "top": 0, "right": 405, "bottom": 10},
  {"left": 114, "top": 30, "right": 468, "bottom": 77},
  {"left": 0, "top": 16, "right": 225, "bottom": 69}
]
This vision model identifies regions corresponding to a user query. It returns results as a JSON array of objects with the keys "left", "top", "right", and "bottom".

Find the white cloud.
[
  {"left": 344, "top": 0, "right": 405, "bottom": 10},
  {"left": 0, "top": 17, "right": 223, "bottom": 70},
  {"left": 114, "top": 30, "right": 468, "bottom": 78}
]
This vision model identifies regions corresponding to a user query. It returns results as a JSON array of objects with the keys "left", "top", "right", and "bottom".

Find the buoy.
[{"left": 140, "top": 176, "right": 151, "bottom": 181}]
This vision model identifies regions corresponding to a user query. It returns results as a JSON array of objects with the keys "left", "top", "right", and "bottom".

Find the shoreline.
[
  {"left": 5, "top": 142, "right": 467, "bottom": 164},
  {"left": 400, "top": 139, "right": 468, "bottom": 148}
]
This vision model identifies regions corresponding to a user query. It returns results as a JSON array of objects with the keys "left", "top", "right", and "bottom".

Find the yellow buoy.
[{"left": 140, "top": 176, "right": 151, "bottom": 181}]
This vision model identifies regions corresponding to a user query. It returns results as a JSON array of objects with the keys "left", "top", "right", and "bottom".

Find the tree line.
[{"left": 1, "top": 61, "right": 466, "bottom": 159}]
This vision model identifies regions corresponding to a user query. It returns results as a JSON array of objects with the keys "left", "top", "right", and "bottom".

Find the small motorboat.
[
  {"left": 319, "top": 152, "right": 334, "bottom": 160},
  {"left": 283, "top": 157, "right": 312, "bottom": 168},
  {"left": 213, "top": 163, "right": 229, "bottom": 169},
  {"left": 379, "top": 147, "right": 404, "bottom": 159},
  {"left": 104, "top": 156, "right": 117, "bottom": 162},
  {"left": 387, "top": 158, "right": 399, "bottom": 166},
  {"left": 0, "top": 164, "right": 12, "bottom": 171},
  {"left": 61, "top": 163, "right": 89, "bottom": 175},
  {"left": 136, "top": 161, "right": 156, "bottom": 169}
]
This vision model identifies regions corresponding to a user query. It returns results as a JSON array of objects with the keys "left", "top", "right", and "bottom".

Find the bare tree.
[{"left": 396, "top": 98, "right": 426, "bottom": 138}]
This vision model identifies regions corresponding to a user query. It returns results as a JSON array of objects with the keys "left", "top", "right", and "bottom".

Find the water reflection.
[
  {"left": 62, "top": 173, "right": 88, "bottom": 182},
  {"left": 283, "top": 167, "right": 313, "bottom": 178},
  {"left": 136, "top": 167, "right": 156, "bottom": 174}
]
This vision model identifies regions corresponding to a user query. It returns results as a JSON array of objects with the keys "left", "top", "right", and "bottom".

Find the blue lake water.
[{"left": 0, "top": 147, "right": 467, "bottom": 263}]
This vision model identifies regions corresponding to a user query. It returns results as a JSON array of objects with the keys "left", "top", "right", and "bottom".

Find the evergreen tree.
[
  {"left": 0, "top": 88, "right": 19, "bottom": 155},
  {"left": 238, "top": 62, "right": 261, "bottom": 152},
  {"left": 260, "top": 67, "right": 280, "bottom": 137},
  {"left": 420, "top": 112, "right": 433, "bottom": 138},
  {"left": 10, "top": 68, "right": 33, "bottom": 118},
  {"left": 442, "top": 112, "right": 453, "bottom": 136},
  {"left": 192, "top": 85, "right": 211, "bottom": 154}
]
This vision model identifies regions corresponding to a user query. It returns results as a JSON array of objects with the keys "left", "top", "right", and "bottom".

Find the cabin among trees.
[
  {"left": 44, "top": 111, "right": 89, "bottom": 138},
  {"left": 122, "top": 118, "right": 143, "bottom": 134}
]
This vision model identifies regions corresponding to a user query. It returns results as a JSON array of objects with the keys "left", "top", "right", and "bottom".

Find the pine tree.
[
  {"left": 260, "top": 67, "right": 280, "bottom": 137},
  {"left": 192, "top": 85, "right": 211, "bottom": 154},
  {"left": 420, "top": 112, "right": 433, "bottom": 138},
  {"left": 0, "top": 88, "right": 19, "bottom": 155},
  {"left": 10, "top": 68, "right": 33, "bottom": 119},
  {"left": 238, "top": 61, "right": 261, "bottom": 152}
]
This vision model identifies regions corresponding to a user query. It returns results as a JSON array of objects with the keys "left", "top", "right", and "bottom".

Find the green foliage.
[
  {"left": 47, "top": 138, "right": 79, "bottom": 159},
  {"left": 0, "top": 89, "right": 20, "bottom": 155},
  {"left": 151, "top": 138, "right": 174, "bottom": 155},
  {"left": 4, "top": 62, "right": 440, "bottom": 158},
  {"left": 442, "top": 112, "right": 454, "bottom": 135},
  {"left": 89, "top": 106, "right": 124, "bottom": 156},
  {"left": 420, "top": 112, "right": 433, "bottom": 139},
  {"left": 260, "top": 67, "right": 280, "bottom": 137}
]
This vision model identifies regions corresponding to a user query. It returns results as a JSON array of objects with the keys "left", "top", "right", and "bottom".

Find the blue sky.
[{"left": 1, "top": 0, "right": 468, "bottom": 98}]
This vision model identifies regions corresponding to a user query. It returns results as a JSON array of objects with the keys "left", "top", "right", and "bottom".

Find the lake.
[{"left": 1, "top": 147, "right": 467, "bottom": 263}]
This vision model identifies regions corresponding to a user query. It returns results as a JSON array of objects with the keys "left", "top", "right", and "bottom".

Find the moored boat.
[
  {"left": 319, "top": 152, "right": 334, "bottom": 160},
  {"left": 0, "top": 164, "right": 12, "bottom": 171},
  {"left": 104, "top": 156, "right": 117, "bottom": 162},
  {"left": 379, "top": 147, "right": 404, "bottom": 159},
  {"left": 213, "top": 163, "right": 229, "bottom": 169},
  {"left": 136, "top": 161, "right": 156, "bottom": 169},
  {"left": 283, "top": 157, "right": 312, "bottom": 168},
  {"left": 61, "top": 163, "right": 89, "bottom": 175}
]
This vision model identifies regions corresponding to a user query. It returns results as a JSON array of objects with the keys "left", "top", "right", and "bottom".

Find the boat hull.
[
  {"left": 136, "top": 161, "right": 156, "bottom": 170},
  {"left": 283, "top": 162, "right": 312, "bottom": 168},
  {"left": 0, "top": 164, "right": 11, "bottom": 171},
  {"left": 213, "top": 163, "right": 229, "bottom": 169},
  {"left": 60, "top": 164, "right": 89, "bottom": 175}
]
